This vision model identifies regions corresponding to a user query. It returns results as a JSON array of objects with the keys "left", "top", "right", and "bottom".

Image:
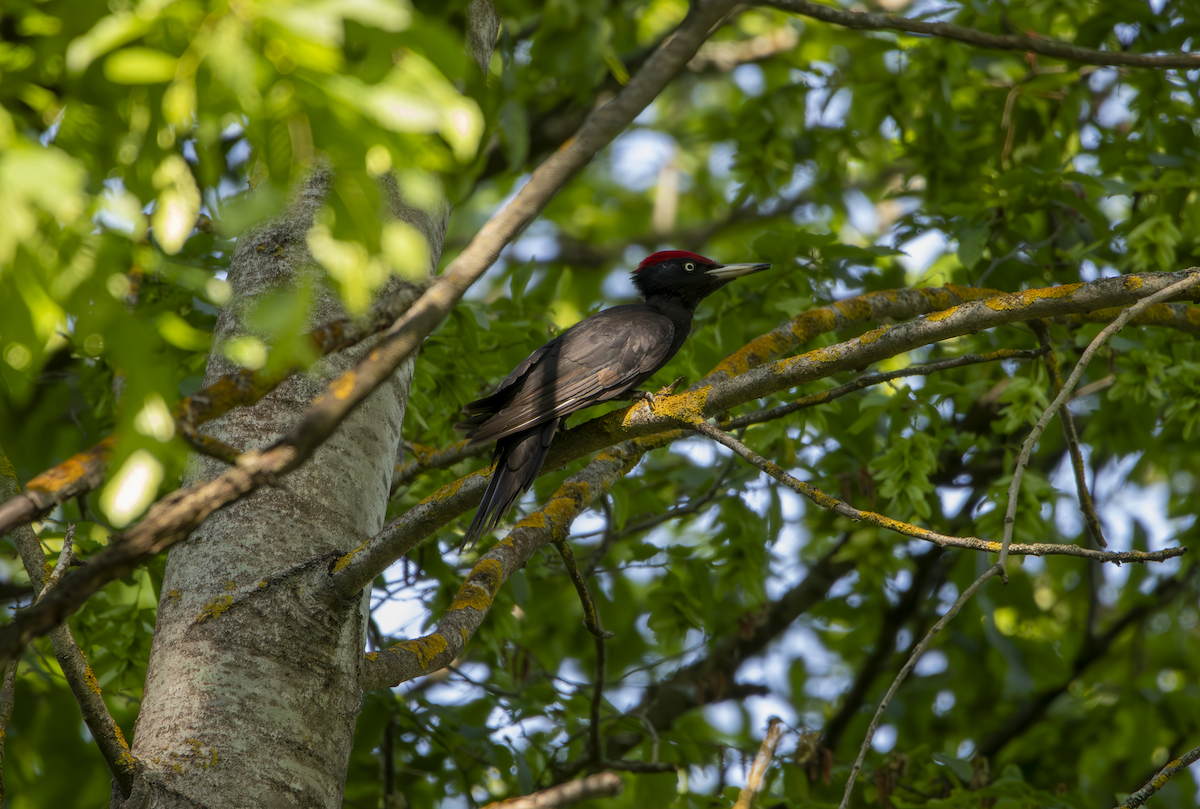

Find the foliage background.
[{"left": 1, "top": 0, "right": 1199, "bottom": 806}]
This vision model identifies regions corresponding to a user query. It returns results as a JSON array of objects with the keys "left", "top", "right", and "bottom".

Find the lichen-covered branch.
[
  {"left": 998, "top": 271, "right": 1200, "bottom": 577},
  {"left": 1115, "top": 743, "right": 1200, "bottom": 809},
  {"left": 0, "top": 457, "right": 137, "bottom": 797},
  {"left": 359, "top": 440, "right": 651, "bottom": 691},
  {"left": 331, "top": 272, "right": 1198, "bottom": 601},
  {"left": 723, "top": 346, "right": 1047, "bottom": 431},
  {"left": 0, "top": 0, "right": 741, "bottom": 665},
  {"left": 763, "top": 0, "right": 1200, "bottom": 68},
  {"left": 689, "top": 419, "right": 1184, "bottom": 565}
]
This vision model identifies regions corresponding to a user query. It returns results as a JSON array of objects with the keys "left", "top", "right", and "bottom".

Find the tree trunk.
[{"left": 127, "top": 167, "right": 448, "bottom": 808}]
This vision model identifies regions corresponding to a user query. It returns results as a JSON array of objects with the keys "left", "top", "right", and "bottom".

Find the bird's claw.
[{"left": 632, "top": 377, "right": 685, "bottom": 414}]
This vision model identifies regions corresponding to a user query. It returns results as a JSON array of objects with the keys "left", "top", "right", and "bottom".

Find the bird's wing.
[
  {"left": 458, "top": 339, "right": 557, "bottom": 419},
  {"left": 461, "top": 307, "right": 676, "bottom": 445}
]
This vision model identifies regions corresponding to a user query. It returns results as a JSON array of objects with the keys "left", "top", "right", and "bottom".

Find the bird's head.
[{"left": 631, "top": 251, "right": 771, "bottom": 309}]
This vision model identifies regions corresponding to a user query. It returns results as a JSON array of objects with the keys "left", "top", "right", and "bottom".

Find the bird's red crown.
[{"left": 636, "top": 251, "right": 715, "bottom": 272}]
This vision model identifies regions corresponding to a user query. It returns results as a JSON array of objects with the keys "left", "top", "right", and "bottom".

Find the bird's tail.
[{"left": 461, "top": 418, "right": 560, "bottom": 550}]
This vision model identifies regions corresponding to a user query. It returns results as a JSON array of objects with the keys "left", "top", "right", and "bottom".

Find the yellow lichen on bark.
[
  {"left": 332, "top": 545, "right": 363, "bottom": 573},
  {"left": 449, "top": 558, "right": 504, "bottom": 612},
  {"left": 113, "top": 723, "right": 131, "bottom": 751},
  {"left": 648, "top": 386, "right": 710, "bottom": 424},
  {"left": 543, "top": 482, "right": 592, "bottom": 535},
  {"left": 834, "top": 296, "right": 872, "bottom": 321},
  {"left": 396, "top": 634, "right": 448, "bottom": 669},
  {"left": 195, "top": 595, "right": 234, "bottom": 623},
  {"left": 924, "top": 305, "right": 960, "bottom": 322},
  {"left": 858, "top": 326, "right": 889, "bottom": 345},
  {"left": 807, "top": 345, "right": 842, "bottom": 364},
  {"left": 428, "top": 475, "right": 469, "bottom": 503},
  {"left": 985, "top": 283, "right": 1082, "bottom": 311},
  {"left": 25, "top": 436, "right": 115, "bottom": 493},
  {"left": 84, "top": 663, "right": 102, "bottom": 695},
  {"left": 330, "top": 371, "right": 357, "bottom": 400},
  {"left": 514, "top": 512, "right": 547, "bottom": 530}
]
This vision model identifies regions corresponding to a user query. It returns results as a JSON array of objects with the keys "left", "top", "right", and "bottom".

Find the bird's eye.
[{"left": 684, "top": 262, "right": 695, "bottom": 272}]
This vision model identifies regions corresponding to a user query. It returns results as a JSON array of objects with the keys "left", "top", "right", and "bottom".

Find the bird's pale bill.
[{"left": 705, "top": 262, "right": 771, "bottom": 279}]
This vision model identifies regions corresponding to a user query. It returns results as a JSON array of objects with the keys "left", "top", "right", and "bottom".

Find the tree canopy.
[{"left": 1, "top": 0, "right": 1199, "bottom": 807}]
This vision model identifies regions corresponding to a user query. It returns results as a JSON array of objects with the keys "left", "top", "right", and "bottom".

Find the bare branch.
[
  {"left": 999, "top": 271, "right": 1200, "bottom": 578},
  {"left": 558, "top": 538, "right": 855, "bottom": 779},
  {"left": 485, "top": 772, "right": 623, "bottom": 809},
  {"left": 0, "top": 657, "right": 15, "bottom": 804},
  {"left": 734, "top": 717, "right": 784, "bottom": 809},
  {"left": 1115, "top": 743, "right": 1200, "bottom": 809},
  {"left": 589, "top": 634, "right": 607, "bottom": 765},
  {"left": 839, "top": 564, "right": 1004, "bottom": 809},
  {"left": 762, "top": 0, "right": 1200, "bottom": 68},
  {"left": 1029, "top": 321, "right": 1106, "bottom": 547},
  {"left": 688, "top": 419, "right": 1184, "bottom": 564},
  {"left": 0, "top": 455, "right": 137, "bottom": 795}
]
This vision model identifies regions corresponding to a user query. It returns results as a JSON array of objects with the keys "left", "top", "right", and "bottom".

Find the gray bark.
[{"left": 127, "top": 166, "right": 448, "bottom": 808}]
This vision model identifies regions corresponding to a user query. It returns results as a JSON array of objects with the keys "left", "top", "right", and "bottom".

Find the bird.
[{"left": 454, "top": 250, "right": 771, "bottom": 548}]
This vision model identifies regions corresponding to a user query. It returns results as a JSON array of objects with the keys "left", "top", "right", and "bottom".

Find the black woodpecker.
[{"left": 455, "top": 250, "right": 770, "bottom": 548}]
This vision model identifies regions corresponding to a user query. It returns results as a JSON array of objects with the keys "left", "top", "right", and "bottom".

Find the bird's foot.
[{"left": 631, "top": 377, "right": 685, "bottom": 414}]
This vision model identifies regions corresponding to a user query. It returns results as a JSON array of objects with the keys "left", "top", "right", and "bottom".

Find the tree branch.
[
  {"left": 0, "top": 459, "right": 137, "bottom": 796},
  {"left": 998, "top": 271, "right": 1200, "bottom": 578},
  {"left": 688, "top": 419, "right": 1184, "bottom": 564},
  {"left": 0, "top": 0, "right": 741, "bottom": 667},
  {"left": 762, "top": 0, "right": 1200, "bottom": 68},
  {"left": 358, "top": 437, "right": 662, "bottom": 691},
  {"left": 484, "top": 772, "right": 623, "bottom": 809},
  {"left": 558, "top": 537, "right": 855, "bottom": 778},
  {"left": 1116, "top": 743, "right": 1200, "bottom": 809},
  {"left": 332, "top": 273, "right": 1198, "bottom": 603},
  {"left": 839, "top": 564, "right": 1004, "bottom": 809},
  {"left": 0, "top": 657, "right": 15, "bottom": 804},
  {"left": 734, "top": 717, "right": 784, "bottom": 809},
  {"left": 1030, "top": 321, "right": 1106, "bottom": 547},
  {"left": 722, "top": 346, "right": 1047, "bottom": 431}
]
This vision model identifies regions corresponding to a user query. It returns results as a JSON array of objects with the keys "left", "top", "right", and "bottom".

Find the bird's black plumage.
[{"left": 455, "top": 251, "right": 770, "bottom": 547}]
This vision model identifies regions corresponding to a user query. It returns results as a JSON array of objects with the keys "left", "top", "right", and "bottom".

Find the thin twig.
[
  {"left": 0, "top": 657, "right": 16, "bottom": 804},
  {"left": 999, "top": 271, "right": 1200, "bottom": 578},
  {"left": 838, "top": 564, "right": 1004, "bottom": 809},
  {"left": 35, "top": 524, "right": 77, "bottom": 603},
  {"left": 687, "top": 419, "right": 1184, "bottom": 565},
  {"left": 1071, "top": 374, "right": 1116, "bottom": 401},
  {"left": 1029, "top": 322, "right": 1106, "bottom": 547},
  {"left": 550, "top": 536, "right": 613, "bottom": 640},
  {"left": 1115, "top": 743, "right": 1200, "bottom": 809},
  {"left": 762, "top": 0, "right": 1200, "bottom": 68},
  {"left": 485, "top": 772, "right": 623, "bottom": 808},
  {"left": 722, "top": 347, "right": 1047, "bottom": 431},
  {"left": 734, "top": 717, "right": 784, "bottom": 809},
  {"left": 590, "top": 634, "right": 607, "bottom": 765}
]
